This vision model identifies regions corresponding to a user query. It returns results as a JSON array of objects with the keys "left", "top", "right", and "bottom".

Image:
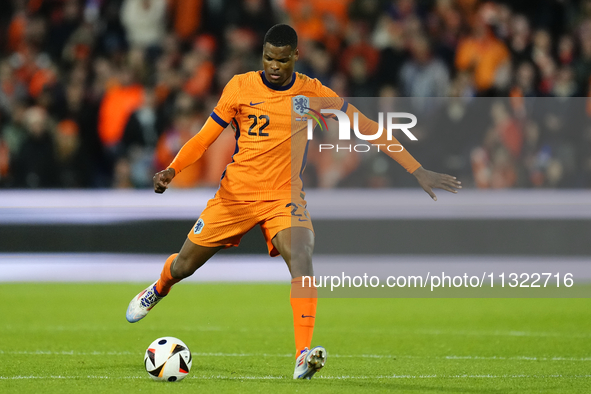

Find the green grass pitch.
[{"left": 1, "top": 283, "right": 590, "bottom": 393}]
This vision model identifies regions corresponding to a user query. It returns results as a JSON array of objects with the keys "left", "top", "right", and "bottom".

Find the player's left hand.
[
  {"left": 153, "top": 168, "right": 176, "bottom": 194},
  {"left": 412, "top": 166, "right": 461, "bottom": 201}
]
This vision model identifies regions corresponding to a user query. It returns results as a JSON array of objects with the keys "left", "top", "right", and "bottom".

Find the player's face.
[{"left": 262, "top": 43, "right": 299, "bottom": 87}]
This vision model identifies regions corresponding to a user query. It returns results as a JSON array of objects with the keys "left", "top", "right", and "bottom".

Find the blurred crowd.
[{"left": 1, "top": 0, "right": 591, "bottom": 189}]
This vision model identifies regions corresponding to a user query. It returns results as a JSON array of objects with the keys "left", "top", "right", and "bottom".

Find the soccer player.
[{"left": 126, "top": 24, "right": 461, "bottom": 380}]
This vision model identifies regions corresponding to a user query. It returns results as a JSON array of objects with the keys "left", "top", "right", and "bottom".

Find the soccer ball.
[{"left": 144, "top": 336, "right": 192, "bottom": 382}]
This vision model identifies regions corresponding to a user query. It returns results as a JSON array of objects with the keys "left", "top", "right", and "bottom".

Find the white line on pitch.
[{"left": 1, "top": 350, "right": 590, "bottom": 362}]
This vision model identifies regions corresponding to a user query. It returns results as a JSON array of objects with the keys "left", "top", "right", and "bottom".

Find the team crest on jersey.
[
  {"left": 293, "top": 95, "right": 310, "bottom": 116},
  {"left": 194, "top": 218, "right": 204, "bottom": 234}
]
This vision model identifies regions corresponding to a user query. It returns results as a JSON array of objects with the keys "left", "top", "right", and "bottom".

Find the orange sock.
[
  {"left": 155, "top": 253, "right": 180, "bottom": 296},
  {"left": 290, "top": 276, "right": 318, "bottom": 358}
]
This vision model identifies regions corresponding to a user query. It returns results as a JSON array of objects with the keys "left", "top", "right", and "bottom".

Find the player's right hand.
[{"left": 153, "top": 168, "right": 175, "bottom": 193}]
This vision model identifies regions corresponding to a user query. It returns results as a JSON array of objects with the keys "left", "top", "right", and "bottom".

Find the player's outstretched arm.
[
  {"left": 412, "top": 166, "right": 461, "bottom": 201},
  {"left": 153, "top": 168, "right": 176, "bottom": 194}
]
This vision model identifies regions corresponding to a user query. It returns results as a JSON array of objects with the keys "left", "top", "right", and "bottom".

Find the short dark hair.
[{"left": 264, "top": 24, "right": 298, "bottom": 50}]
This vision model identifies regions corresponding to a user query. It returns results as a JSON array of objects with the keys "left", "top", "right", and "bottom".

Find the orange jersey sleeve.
[
  {"left": 167, "top": 117, "right": 225, "bottom": 174},
  {"left": 211, "top": 75, "right": 241, "bottom": 127}
]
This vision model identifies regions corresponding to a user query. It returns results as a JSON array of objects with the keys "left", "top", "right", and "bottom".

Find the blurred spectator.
[
  {"left": 558, "top": 35, "right": 575, "bottom": 66},
  {"left": 341, "top": 22, "right": 380, "bottom": 96},
  {"left": 510, "top": 61, "right": 537, "bottom": 97},
  {"left": 11, "top": 106, "right": 57, "bottom": 188},
  {"left": 95, "top": 0, "right": 127, "bottom": 57},
  {"left": 28, "top": 56, "right": 57, "bottom": 100},
  {"left": 182, "top": 35, "right": 216, "bottom": 98},
  {"left": 471, "top": 100, "right": 522, "bottom": 188},
  {"left": 120, "top": 87, "right": 164, "bottom": 187},
  {"left": 426, "top": 90, "right": 484, "bottom": 186},
  {"left": 288, "top": 0, "right": 326, "bottom": 43},
  {"left": 120, "top": 0, "right": 167, "bottom": 53},
  {"left": 1, "top": 101, "right": 27, "bottom": 160},
  {"left": 349, "top": 0, "right": 384, "bottom": 29},
  {"left": 47, "top": 0, "right": 81, "bottom": 62},
  {"left": 62, "top": 22, "right": 95, "bottom": 65},
  {"left": 455, "top": 4, "right": 510, "bottom": 94},
  {"left": 574, "top": 21, "right": 591, "bottom": 93},
  {"left": 113, "top": 157, "right": 133, "bottom": 189},
  {"left": 399, "top": 34, "right": 450, "bottom": 99},
  {"left": 531, "top": 29, "right": 556, "bottom": 95},
  {"left": 122, "top": 88, "right": 163, "bottom": 152},
  {"left": 237, "top": 0, "right": 277, "bottom": 40},
  {"left": 168, "top": 0, "right": 203, "bottom": 43},
  {"left": 298, "top": 41, "right": 333, "bottom": 86},
  {"left": 507, "top": 14, "right": 532, "bottom": 68},
  {"left": 54, "top": 119, "right": 85, "bottom": 188},
  {"left": 223, "top": 27, "right": 259, "bottom": 71},
  {"left": 427, "top": 0, "right": 463, "bottom": 69},
  {"left": 552, "top": 66, "right": 576, "bottom": 98},
  {"left": 6, "top": 2, "right": 27, "bottom": 54},
  {"left": 534, "top": 97, "right": 580, "bottom": 187},
  {"left": 341, "top": 22, "right": 380, "bottom": 77},
  {"left": 56, "top": 80, "right": 101, "bottom": 188},
  {"left": 348, "top": 55, "right": 378, "bottom": 97},
  {"left": 373, "top": 15, "right": 406, "bottom": 88},
  {"left": 97, "top": 68, "right": 144, "bottom": 151}
]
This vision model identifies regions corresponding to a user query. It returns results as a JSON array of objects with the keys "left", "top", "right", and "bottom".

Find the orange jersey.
[
  {"left": 210, "top": 71, "right": 343, "bottom": 200},
  {"left": 168, "top": 70, "right": 421, "bottom": 200}
]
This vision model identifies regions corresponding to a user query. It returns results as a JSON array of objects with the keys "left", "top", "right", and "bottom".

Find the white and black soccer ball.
[{"left": 144, "top": 336, "right": 192, "bottom": 382}]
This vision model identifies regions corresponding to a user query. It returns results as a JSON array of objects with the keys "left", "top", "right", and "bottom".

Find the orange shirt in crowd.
[
  {"left": 284, "top": 0, "right": 351, "bottom": 44},
  {"left": 7, "top": 12, "right": 26, "bottom": 53},
  {"left": 184, "top": 60, "right": 215, "bottom": 97},
  {"left": 98, "top": 84, "right": 144, "bottom": 147},
  {"left": 455, "top": 31, "right": 510, "bottom": 92},
  {"left": 168, "top": 0, "right": 203, "bottom": 40}
]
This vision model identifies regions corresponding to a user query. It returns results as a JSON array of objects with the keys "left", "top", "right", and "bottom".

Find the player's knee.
[
  {"left": 290, "top": 243, "right": 313, "bottom": 266},
  {"left": 289, "top": 254, "right": 313, "bottom": 277}
]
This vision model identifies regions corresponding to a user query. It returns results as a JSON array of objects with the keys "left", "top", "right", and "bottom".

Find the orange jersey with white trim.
[{"left": 210, "top": 71, "right": 342, "bottom": 200}]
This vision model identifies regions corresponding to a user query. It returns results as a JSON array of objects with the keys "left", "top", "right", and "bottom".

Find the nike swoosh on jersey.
[
  {"left": 250, "top": 101, "right": 265, "bottom": 106},
  {"left": 301, "top": 314, "right": 315, "bottom": 318}
]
